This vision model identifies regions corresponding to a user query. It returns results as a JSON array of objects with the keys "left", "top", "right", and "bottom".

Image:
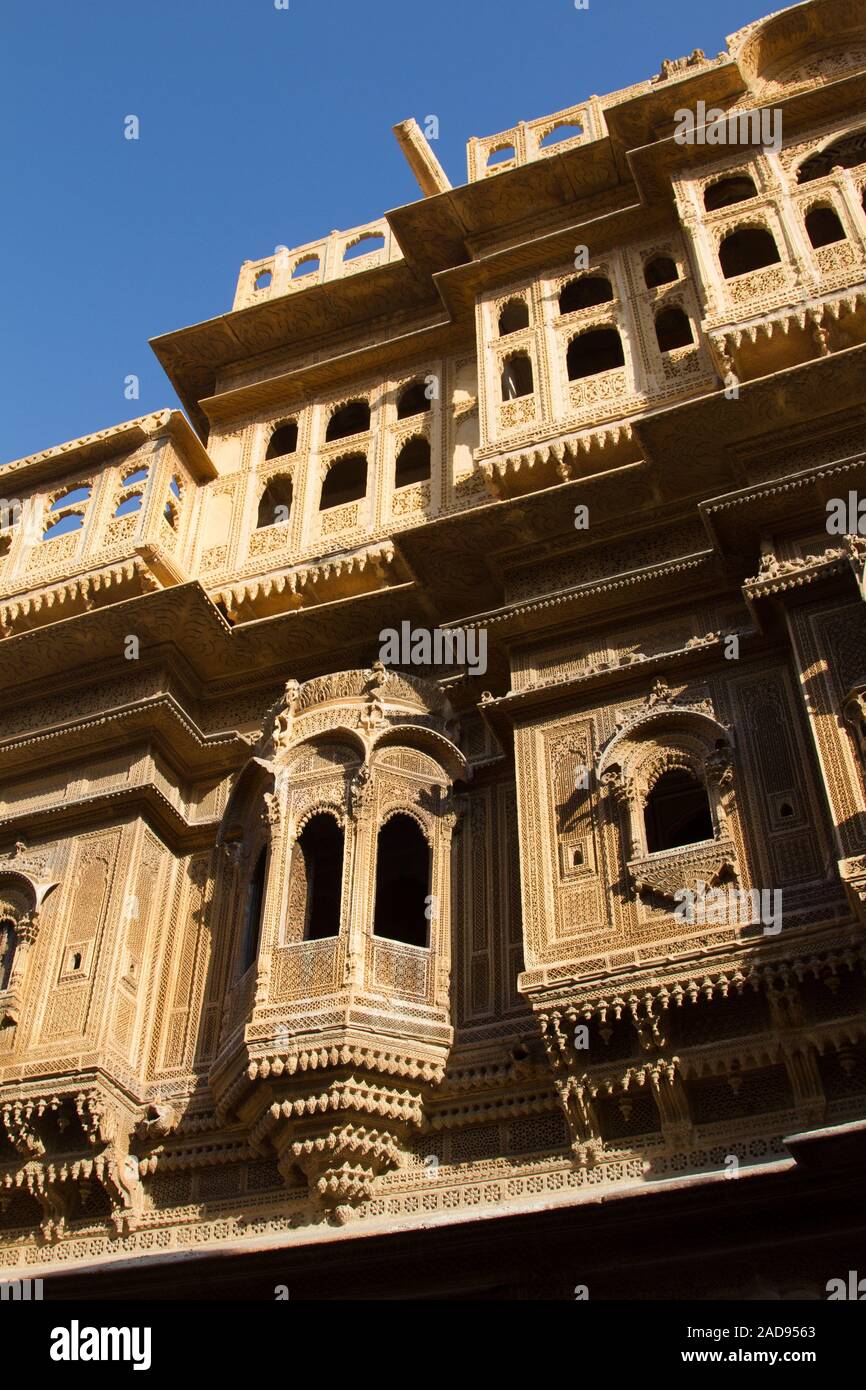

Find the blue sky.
[{"left": 1, "top": 0, "right": 768, "bottom": 464}]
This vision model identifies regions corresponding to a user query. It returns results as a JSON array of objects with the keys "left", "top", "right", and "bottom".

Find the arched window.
[
  {"left": 397, "top": 381, "right": 430, "bottom": 418},
  {"left": 645, "top": 770, "right": 714, "bottom": 853},
  {"left": 719, "top": 227, "right": 781, "bottom": 279},
  {"left": 164, "top": 476, "right": 181, "bottom": 529},
  {"left": 0, "top": 919, "right": 15, "bottom": 991},
  {"left": 320, "top": 454, "right": 367, "bottom": 509},
  {"left": 644, "top": 256, "right": 679, "bottom": 288},
  {"left": 241, "top": 849, "right": 267, "bottom": 973},
  {"left": 43, "top": 513, "right": 84, "bottom": 540},
  {"left": 498, "top": 298, "right": 530, "bottom": 335},
  {"left": 257, "top": 475, "right": 293, "bottom": 528},
  {"left": 266, "top": 422, "right": 298, "bottom": 459},
  {"left": 805, "top": 205, "right": 846, "bottom": 249},
  {"left": 539, "top": 121, "right": 583, "bottom": 149},
  {"left": 500, "top": 352, "right": 534, "bottom": 400},
  {"left": 559, "top": 275, "right": 614, "bottom": 314},
  {"left": 567, "top": 327, "right": 624, "bottom": 380},
  {"left": 298, "top": 814, "right": 344, "bottom": 940},
  {"left": 373, "top": 815, "right": 431, "bottom": 947},
  {"left": 798, "top": 129, "right": 866, "bottom": 183},
  {"left": 114, "top": 493, "right": 143, "bottom": 518},
  {"left": 325, "top": 400, "right": 370, "bottom": 442},
  {"left": 704, "top": 174, "right": 757, "bottom": 211},
  {"left": 655, "top": 306, "right": 693, "bottom": 352},
  {"left": 487, "top": 144, "right": 515, "bottom": 168},
  {"left": 292, "top": 256, "right": 320, "bottom": 279},
  {"left": 50, "top": 486, "right": 91, "bottom": 511},
  {"left": 344, "top": 232, "right": 385, "bottom": 260},
  {"left": 395, "top": 437, "right": 431, "bottom": 487},
  {"left": 114, "top": 465, "right": 148, "bottom": 518}
]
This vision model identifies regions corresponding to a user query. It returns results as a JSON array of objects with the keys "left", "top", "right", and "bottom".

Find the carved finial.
[
  {"left": 273, "top": 678, "right": 301, "bottom": 751},
  {"left": 646, "top": 678, "right": 671, "bottom": 708},
  {"left": 348, "top": 764, "right": 374, "bottom": 818}
]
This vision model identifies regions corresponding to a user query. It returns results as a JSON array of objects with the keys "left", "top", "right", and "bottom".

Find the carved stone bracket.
[{"left": 0, "top": 1085, "right": 143, "bottom": 1238}]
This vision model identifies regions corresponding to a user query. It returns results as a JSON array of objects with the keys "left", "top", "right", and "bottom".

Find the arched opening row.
[{"left": 240, "top": 811, "right": 433, "bottom": 964}]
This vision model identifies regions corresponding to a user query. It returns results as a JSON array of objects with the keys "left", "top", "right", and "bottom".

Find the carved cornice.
[
  {"left": 2, "top": 409, "right": 215, "bottom": 486},
  {"left": 0, "top": 694, "right": 247, "bottom": 780},
  {"left": 477, "top": 422, "right": 641, "bottom": 497},
  {"left": 0, "top": 557, "right": 161, "bottom": 637},
  {"left": 744, "top": 537, "right": 866, "bottom": 600},
  {"left": 213, "top": 541, "right": 398, "bottom": 622}
]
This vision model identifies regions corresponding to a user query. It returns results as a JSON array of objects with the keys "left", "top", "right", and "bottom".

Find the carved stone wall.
[{"left": 2, "top": 0, "right": 866, "bottom": 1285}]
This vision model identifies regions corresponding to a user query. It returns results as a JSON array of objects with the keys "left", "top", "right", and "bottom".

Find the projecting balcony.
[{"left": 0, "top": 412, "right": 207, "bottom": 638}]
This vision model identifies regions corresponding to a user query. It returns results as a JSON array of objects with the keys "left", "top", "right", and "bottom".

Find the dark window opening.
[
  {"left": 644, "top": 256, "right": 679, "bottom": 288},
  {"left": 325, "top": 400, "right": 370, "bottom": 442},
  {"left": 500, "top": 353, "right": 534, "bottom": 400},
  {"left": 241, "top": 848, "right": 267, "bottom": 972},
  {"left": 320, "top": 454, "right": 367, "bottom": 509},
  {"left": 373, "top": 814, "right": 431, "bottom": 947},
  {"left": 71, "top": 952, "right": 82, "bottom": 971},
  {"left": 655, "top": 306, "right": 693, "bottom": 352},
  {"left": 806, "top": 205, "right": 846, "bottom": 248},
  {"left": 719, "top": 227, "right": 781, "bottom": 278},
  {"left": 266, "top": 423, "right": 298, "bottom": 459},
  {"left": 704, "top": 174, "right": 758, "bottom": 211},
  {"left": 559, "top": 275, "right": 614, "bottom": 314},
  {"left": 799, "top": 130, "right": 866, "bottom": 183},
  {"left": 780, "top": 802, "right": 794, "bottom": 819},
  {"left": 567, "top": 327, "right": 624, "bottom": 380},
  {"left": 0, "top": 919, "right": 15, "bottom": 991},
  {"left": 257, "top": 475, "right": 293, "bottom": 528},
  {"left": 397, "top": 381, "right": 431, "bottom": 418},
  {"left": 498, "top": 298, "right": 530, "bottom": 335},
  {"left": 395, "top": 437, "right": 431, "bottom": 487},
  {"left": 645, "top": 770, "right": 714, "bottom": 853},
  {"left": 299, "top": 814, "right": 344, "bottom": 940}
]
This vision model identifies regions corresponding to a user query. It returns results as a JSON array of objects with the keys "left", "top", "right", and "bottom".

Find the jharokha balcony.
[{"left": 0, "top": 411, "right": 213, "bottom": 638}]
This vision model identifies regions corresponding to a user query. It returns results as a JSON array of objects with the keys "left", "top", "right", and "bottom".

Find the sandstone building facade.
[{"left": 2, "top": 0, "right": 866, "bottom": 1298}]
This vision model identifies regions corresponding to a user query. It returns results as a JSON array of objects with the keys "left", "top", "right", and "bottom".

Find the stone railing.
[{"left": 233, "top": 220, "right": 403, "bottom": 309}]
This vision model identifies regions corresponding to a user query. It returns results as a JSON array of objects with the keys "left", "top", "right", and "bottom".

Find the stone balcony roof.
[{"left": 1, "top": 409, "right": 215, "bottom": 483}]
